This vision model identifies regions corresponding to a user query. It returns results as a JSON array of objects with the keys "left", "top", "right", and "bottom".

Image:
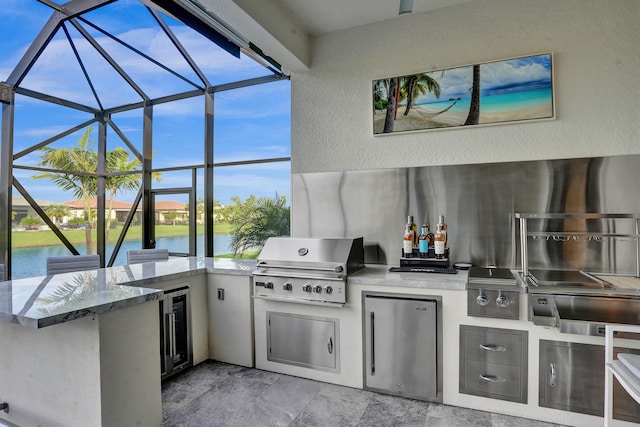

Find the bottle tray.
[
  {"left": 400, "top": 248, "right": 450, "bottom": 267},
  {"left": 400, "top": 256, "right": 449, "bottom": 268}
]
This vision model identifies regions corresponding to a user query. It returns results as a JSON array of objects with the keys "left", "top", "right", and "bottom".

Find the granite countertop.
[
  {"left": 1, "top": 258, "right": 471, "bottom": 329},
  {"left": 0, "top": 257, "right": 256, "bottom": 329},
  {"left": 348, "top": 264, "right": 469, "bottom": 290}
]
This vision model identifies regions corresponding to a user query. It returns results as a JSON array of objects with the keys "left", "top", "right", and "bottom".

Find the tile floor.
[{"left": 162, "top": 360, "right": 566, "bottom": 427}]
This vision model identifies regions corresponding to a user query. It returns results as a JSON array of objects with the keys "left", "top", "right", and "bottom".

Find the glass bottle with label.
[
  {"left": 434, "top": 223, "right": 446, "bottom": 259},
  {"left": 418, "top": 225, "right": 430, "bottom": 258},
  {"left": 425, "top": 224, "right": 434, "bottom": 249},
  {"left": 403, "top": 224, "right": 414, "bottom": 258},
  {"left": 437, "top": 215, "right": 448, "bottom": 249},
  {"left": 407, "top": 215, "right": 417, "bottom": 248}
]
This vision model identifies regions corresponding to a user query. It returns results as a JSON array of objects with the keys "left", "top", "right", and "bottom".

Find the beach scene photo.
[{"left": 373, "top": 53, "right": 554, "bottom": 134}]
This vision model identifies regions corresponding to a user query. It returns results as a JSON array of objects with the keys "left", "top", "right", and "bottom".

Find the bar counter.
[{"left": 0, "top": 257, "right": 254, "bottom": 427}]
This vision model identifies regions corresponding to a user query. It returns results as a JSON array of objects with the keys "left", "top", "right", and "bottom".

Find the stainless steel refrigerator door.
[{"left": 364, "top": 296, "right": 437, "bottom": 399}]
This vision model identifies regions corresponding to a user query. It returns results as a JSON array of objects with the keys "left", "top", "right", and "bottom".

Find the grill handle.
[{"left": 257, "top": 261, "right": 344, "bottom": 273}]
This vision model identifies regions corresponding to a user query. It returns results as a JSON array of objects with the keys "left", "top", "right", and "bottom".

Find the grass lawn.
[{"left": 11, "top": 223, "right": 235, "bottom": 248}]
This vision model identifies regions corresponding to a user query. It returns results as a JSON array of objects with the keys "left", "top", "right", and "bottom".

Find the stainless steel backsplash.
[{"left": 292, "top": 154, "right": 640, "bottom": 273}]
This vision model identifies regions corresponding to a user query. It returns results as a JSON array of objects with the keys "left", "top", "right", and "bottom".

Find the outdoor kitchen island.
[{"left": 0, "top": 258, "right": 216, "bottom": 427}]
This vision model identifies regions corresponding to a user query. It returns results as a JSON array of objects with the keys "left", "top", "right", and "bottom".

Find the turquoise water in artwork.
[
  {"left": 416, "top": 88, "right": 553, "bottom": 121},
  {"left": 480, "top": 88, "right": 552, "bottom": 115}
]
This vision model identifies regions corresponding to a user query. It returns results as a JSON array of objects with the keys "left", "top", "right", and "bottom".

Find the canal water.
[{"left": 10, "top": 234, "right": 233, "bottom": 279}]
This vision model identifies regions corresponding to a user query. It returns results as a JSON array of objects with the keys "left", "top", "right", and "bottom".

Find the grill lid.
[{"left": 255, "top": 237, "right": 365, "bottom": 278}]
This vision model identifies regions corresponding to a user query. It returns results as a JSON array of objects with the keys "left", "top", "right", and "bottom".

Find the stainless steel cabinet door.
[
  {"left": 364, "top": 295, "right": 437, "bottom": 399},
  {"left": 539, "top": 340, "right": 640, "bottom": 422},
  {"left": 267, "top": 312, "right": 339, "bottom": 372}
]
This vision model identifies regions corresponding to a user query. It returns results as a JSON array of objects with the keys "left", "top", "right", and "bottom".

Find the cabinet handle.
[
  {"left": 479, "top": 344, "right": 506, "bottom": 352},
  {"left": 479, "top": 374, "right": 506, "bottom": 383},
  {"left": 370, "top": 311, "right": 375, "bottom": 375},
  {"left": 549, "top": 363, "right": 556, "bottom": 386},
  {"left": 167, "top": 312, "right": 176, "bottom": 358},
  {"left": 327, "top": 337, "right": 333, "bottom": 354}
]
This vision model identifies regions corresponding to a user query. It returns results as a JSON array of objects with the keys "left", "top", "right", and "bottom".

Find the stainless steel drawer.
[
  {"left": 459, "top": 325, "right": 528, "bottom": 403},
  {"left": 461, "top": 360, "right": 524, "bottom": 401},
  {"left": 462, "top": 326, "right": 525, "bottom": 366}
]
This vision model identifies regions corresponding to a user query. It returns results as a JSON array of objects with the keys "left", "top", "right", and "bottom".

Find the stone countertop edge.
[
  {"left": 348, "top": 264, "right": 468, "bottom": 290},
  {"left": 0, "top": 257, "right": 255, "bottom": 330},
  {"left": 0, "top": 291, "right": 163, "bottom": 329}
]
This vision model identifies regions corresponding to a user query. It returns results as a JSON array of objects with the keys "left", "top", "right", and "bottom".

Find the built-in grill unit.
[
  {"left": 516, "top": 212, "right": 640, "bottom": 338},
  {"left": 253, "top": 237, "right": 365, "bottom": 307}
]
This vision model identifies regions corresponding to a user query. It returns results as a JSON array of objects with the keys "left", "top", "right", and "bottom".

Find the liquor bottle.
[
  {"left": 407, "top": 215, "right": 417, "bottom": 248},
  {"left": 403, "top": 224, "right": 414, "bottom": 258},
  {"left": 425, "top": 224, "right": 434, "bottom": 249},
  {"left": 418, "top": 225, "right": 430, "bottom": 258},
  {"left": 434, "top": 223, "right": 446, "bottom": 259},
  {"left": 438, "top": 215, "right": 448, "bottom": 249}
]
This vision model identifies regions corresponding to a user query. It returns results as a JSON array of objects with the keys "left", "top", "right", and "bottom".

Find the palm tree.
[
  {"left": 45, "top": 204, "right": 71, "bottom": 226},
  {"left": 402, "top": 73, "right": 441, "bottom": 116},
  {"left": 230, "top": 194, "right": 290, "bottom": 257},
  {"left": 105, "top": 147, "right": 142, "bottom": 242},
  {"left": 196, "top": 197, "right": 204, "bottom": 224},
  {"left": 33, "top": 127, "right": 97, "bottom": 252}
]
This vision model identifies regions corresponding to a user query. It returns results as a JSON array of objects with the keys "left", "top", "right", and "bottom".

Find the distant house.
[
  {"left": 62, "top": 198, "right": 141, "bottom": 224},
  {"left": 13, "top": 196, "right": 187, "bottom": 228},
  {"left": 11, "top": 195, "right": 54, "bottom": 227},
  {"left": 154, "top": 200, "right": 188, "bottom": 224}
]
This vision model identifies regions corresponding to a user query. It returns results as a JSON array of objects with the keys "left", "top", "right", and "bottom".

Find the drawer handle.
[
  {"left": 479, "top": 374, "right": 506, "bottom": 383},
  {"left": 479, "top": 344, "right": 506, "bottom": 352}
]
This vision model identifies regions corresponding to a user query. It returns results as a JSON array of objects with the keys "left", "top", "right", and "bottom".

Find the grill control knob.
[
  {"left": 496, "top": 295, "right": 510, "bottom": 308},
  {"left": 302, "top": 284, "right": 312, "bottom": 293},
  {"left": 324, "top": 285, "right": 333, "bottom": 294},
  {"left": 283, "top": 282, "right": 292, "bottom": 291},
  {"left": 476, "top": 294, "right": 489, "bottom": 307},
  {"left": 313, "top": 285, "right": 322, "bottom": 293},
  {"left": 264, "top": 281, "right": 274, "bottom": 289}
]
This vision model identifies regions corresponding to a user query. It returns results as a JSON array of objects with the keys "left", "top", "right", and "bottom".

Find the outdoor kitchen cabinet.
[
  {"left": 363, "top": 292, "right": 442, "bottom": 402},
  {"left": 266, "top": 312, "right": 339, "bottom": 372},
  {"left": 207, "top": 274, "right": 254, "bottom": 367},
  {"left": 539, "top": 340, "right": 640, "bottom": 423},
  {"left": 459, "top": 325, "right": 528, "bottom": 403}
]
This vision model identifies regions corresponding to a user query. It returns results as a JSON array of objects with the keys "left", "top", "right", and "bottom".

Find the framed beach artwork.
[{"left": 372, "top": 53, "right": 554, "bottom": 134}]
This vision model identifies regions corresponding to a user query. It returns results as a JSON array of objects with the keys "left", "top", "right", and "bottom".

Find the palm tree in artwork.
[
  {"left": 464, "top": 64, "right": 481, "bottom": 125},
  {"left": 383, "top": 77, "right": 400, "bottom": 133},
  {"left": 402, "top": 74, "right": 441, "bottom": 116}
]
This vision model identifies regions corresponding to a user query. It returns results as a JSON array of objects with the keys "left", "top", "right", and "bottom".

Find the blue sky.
[
  {"left": 0, "top": 0, "right": 291, "bottom": 206},
  {"left": 400, "top": 54, "right": 552, "bottom": 104}
]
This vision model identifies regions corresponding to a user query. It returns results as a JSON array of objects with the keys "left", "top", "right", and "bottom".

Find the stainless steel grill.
[{"left": 252, "top": 237, "right": 364, "bottom": 307}]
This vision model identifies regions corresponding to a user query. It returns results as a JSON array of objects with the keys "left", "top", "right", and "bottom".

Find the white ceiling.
[{"left": 272, "top": 0, "right": 474, "bottom": 36}]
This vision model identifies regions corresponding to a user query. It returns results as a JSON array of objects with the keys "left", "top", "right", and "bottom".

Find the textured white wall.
[{"left": 291, "top": 0, "right": 640, "bottom": 173}]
